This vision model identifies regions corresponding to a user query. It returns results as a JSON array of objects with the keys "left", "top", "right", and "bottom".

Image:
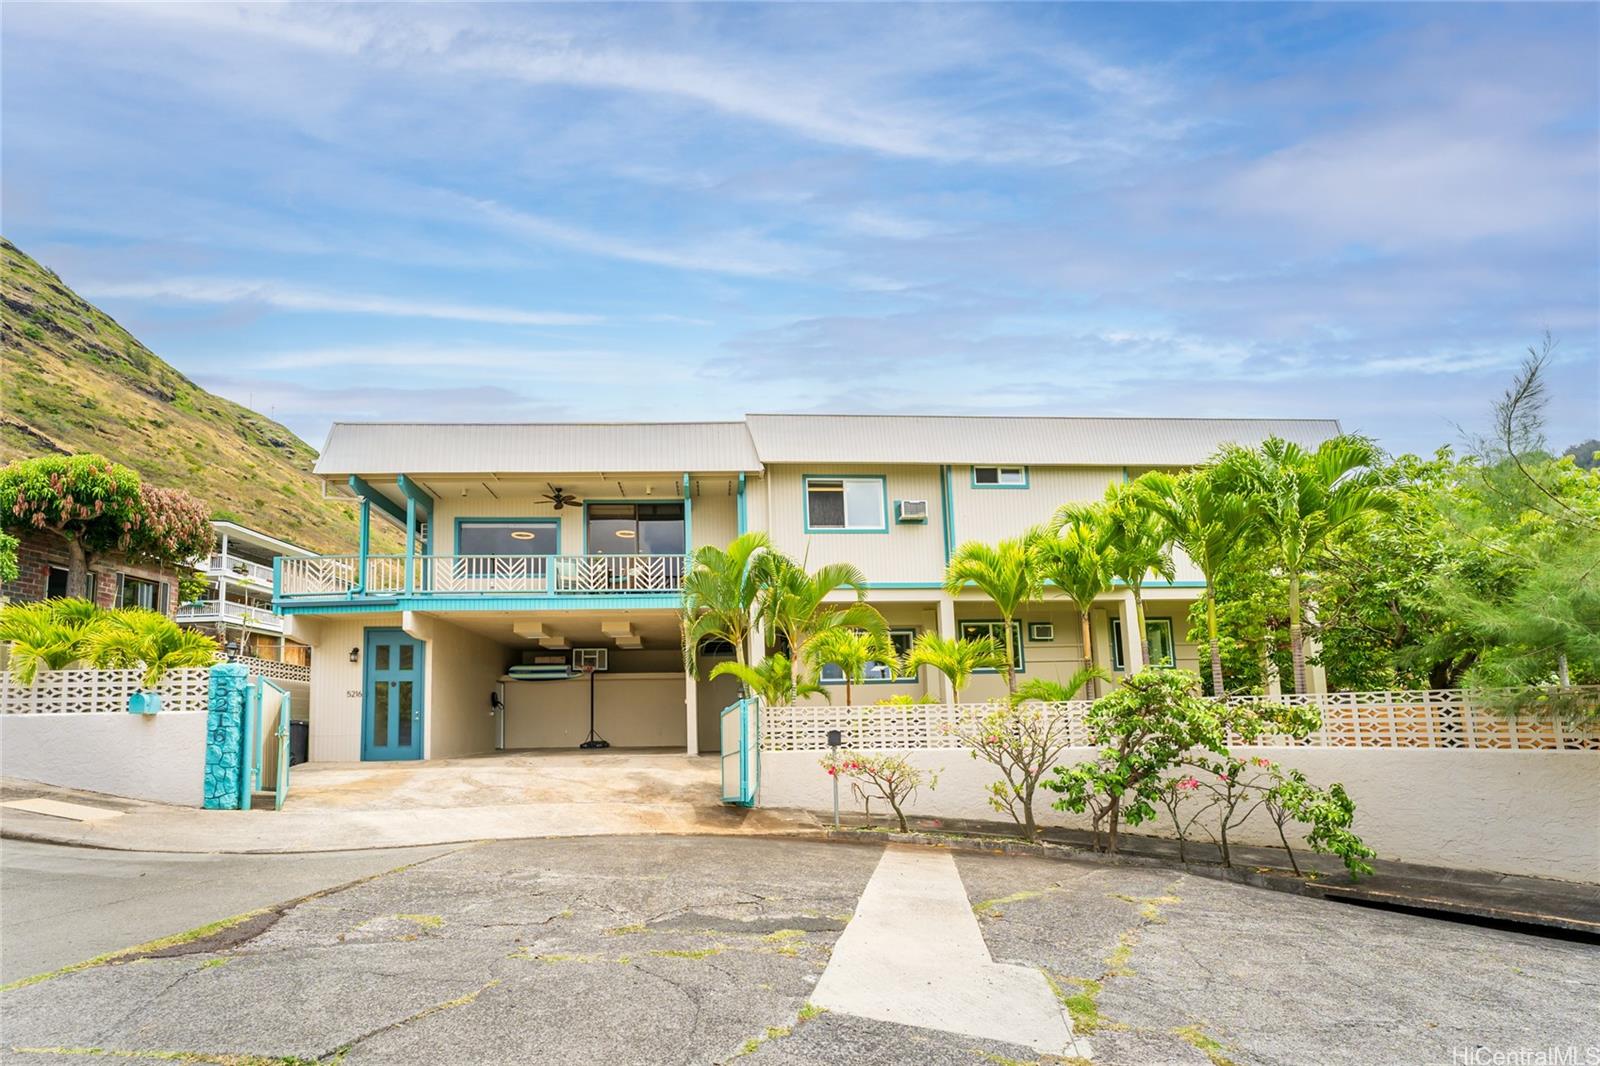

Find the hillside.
[{"left": 0, "top": 237, "right": 388, "bottom": 555}]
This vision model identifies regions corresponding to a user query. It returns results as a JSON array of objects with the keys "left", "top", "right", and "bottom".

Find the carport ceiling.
[{"left": 424, "top": 611, "right": 684, "bottom": 649}]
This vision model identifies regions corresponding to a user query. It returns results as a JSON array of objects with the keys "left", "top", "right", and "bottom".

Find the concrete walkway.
[{"left": 812, "top": 845, "right": 1090, "bottom": 1057}]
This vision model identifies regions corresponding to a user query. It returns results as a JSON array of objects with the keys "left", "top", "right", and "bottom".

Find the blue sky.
[{"left": 4, "top": 2, "right": 1597, "bottom": 456}]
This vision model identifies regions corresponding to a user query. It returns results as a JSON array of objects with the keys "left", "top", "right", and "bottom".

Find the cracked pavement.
[{"left": 3, "top": 836, "right": 1596, "bottom": 1065}]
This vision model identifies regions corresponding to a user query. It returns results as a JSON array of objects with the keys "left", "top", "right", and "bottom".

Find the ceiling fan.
[{"left": 542, "top": 484, "right": 581, "bottom": 510}]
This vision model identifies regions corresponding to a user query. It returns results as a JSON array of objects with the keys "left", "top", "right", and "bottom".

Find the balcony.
[
  {"left": 176, "top": 598, "right": 284, "bottom": 632},
  {"left": 276, "top": 553, "right": 687, "bottom": 601},
  {"left": 204, "top": 553, "right": 277, "bottom": 587}
]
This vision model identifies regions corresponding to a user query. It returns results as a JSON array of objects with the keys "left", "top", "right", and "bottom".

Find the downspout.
[{"left": 736, "top": 472, "right": 747, "bottom": 536}]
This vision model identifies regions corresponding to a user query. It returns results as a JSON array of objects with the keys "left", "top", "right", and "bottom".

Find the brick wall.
[{"left": 0, "top": 529, "right": 180, "bottom": 616}]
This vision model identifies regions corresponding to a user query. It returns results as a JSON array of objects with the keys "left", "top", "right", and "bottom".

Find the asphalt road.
[
  {"left": 2, "top": 836, "right": 1596, "bottom": 1065},
  {"left": 0, "top": 838, "right": 462, "bottom": 983}
]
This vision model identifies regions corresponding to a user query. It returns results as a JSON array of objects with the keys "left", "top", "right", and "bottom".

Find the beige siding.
[
  {"left": 416, "top": 615, "right": 503, "bottom": 759},
  {"left": 763, "top": 464, "right": 946, "bottom": 583},
  {"left": 298, "top": 613, "right": 404, "bottom": 762},
  {"left": 950, "top": 465, "right": 1122, "bottom": 545},
  {"left": 431, "top": 493, "right": 583, "bottom": 554},
  {"left": 692, "top": 492, "right": 738, "bottom": 551},
  {"left": 790, "top": 601, "right": 941, "bottom": 707},
  {"left": 503, "top": 673, "right": 686, "bottom": 748}
]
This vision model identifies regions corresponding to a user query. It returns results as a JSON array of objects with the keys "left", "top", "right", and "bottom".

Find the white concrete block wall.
[
  {"left": 759, "top": 746, "right": 1600, "bottom": 883},
  {"left": 0, "top": 712, "right": 208, "bottom": 806}
]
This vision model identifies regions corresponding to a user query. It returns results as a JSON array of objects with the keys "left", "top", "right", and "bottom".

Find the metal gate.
[
  {"left": 239, "top": 675, "right": 294, "bottom": 811},
  {"left": 719, "top": 697, "right": 759, "bottom": 806}
]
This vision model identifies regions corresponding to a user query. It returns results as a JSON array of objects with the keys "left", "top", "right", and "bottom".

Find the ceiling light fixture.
[
  {"left": 615, "top": 529, "right": 636, "bottom": 539},
  {"left": 510, "top": 530, "right": 536, "bottom": 540}
]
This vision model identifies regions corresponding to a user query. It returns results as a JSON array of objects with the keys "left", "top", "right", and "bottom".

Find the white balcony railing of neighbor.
[
  {"left": 276, "top": 553, "right": 688, "bottom": 599},
  {"left": 204, "top": 554, "right": 277, "bottom": 586},
  {"left": 176, "top": 598, "right": 284, "bottom": 630}
]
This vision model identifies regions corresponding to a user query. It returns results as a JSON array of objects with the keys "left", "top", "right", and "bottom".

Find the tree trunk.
[
  {"left": 844, "top": 679, "right": 853, "bottom": 706},
  {"left": 1079, "top": 610, "right": 1098, "bottom": 697},
  {"left": 1002, "top": 613, "right": 1018, "bottom": 693},
  {"left": 889, "top": 795, "right": 907, "bottom": 833},
  {"left": 1206, "top": 590, "right": 1225, "bottom": 697},
  {"left": 1288, "top": 572, "right": 1307, "bottom": 695},
  {"left": 1106, "top": 793, "right": 1121, "bottom": 853},
  {"left": 1134, "top": 587, "right": 1151, "bottom": 668},
  {"left": 64, "top": 538, "right": 90, "bottom": 600}
]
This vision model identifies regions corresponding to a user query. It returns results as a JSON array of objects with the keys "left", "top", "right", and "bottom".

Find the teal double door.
[{"left": 362, "top": 628, "right": 424, "bottom": 761}]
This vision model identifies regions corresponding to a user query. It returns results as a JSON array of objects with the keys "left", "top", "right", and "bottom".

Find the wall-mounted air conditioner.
[{"left": 894, "top": 499, "right": 929, "bottom": 524}]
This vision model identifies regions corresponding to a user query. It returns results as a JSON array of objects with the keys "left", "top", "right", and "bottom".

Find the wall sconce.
[{"left": 349, "top": 647, "right": 360, "bottom": 663}]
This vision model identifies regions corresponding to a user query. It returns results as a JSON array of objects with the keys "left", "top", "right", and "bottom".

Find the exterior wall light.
[{"left": 349, "top": 647, "right": 360, "bottom": 663}]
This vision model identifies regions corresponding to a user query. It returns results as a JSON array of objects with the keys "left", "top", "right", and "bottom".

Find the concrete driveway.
[{"left": 4, "top": 836, "right": 1596, "bottom": 1065}]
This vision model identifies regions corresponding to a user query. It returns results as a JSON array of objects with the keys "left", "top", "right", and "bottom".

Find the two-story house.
[
  {"left": 176, "top": 521, "right": 315, "bottom": 666},
  {"left": 274, "top": 414, "right": 1338, "bottom": 764}
]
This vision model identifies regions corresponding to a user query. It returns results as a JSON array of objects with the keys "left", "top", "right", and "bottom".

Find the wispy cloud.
[{"left": 78, "top": 278, "right": 600, "bottom": 326}]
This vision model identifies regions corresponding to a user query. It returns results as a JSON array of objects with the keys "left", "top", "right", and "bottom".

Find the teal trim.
[
  {"left": 862, "top": 581, "right": 945, "bottom": 589},
  {"left": 454, "top": 517, "right": 560, "bottom": 555},
  {"left": 820, "top": 627, "right": 917, "bottom": 685},
  {"left": 1121, "top": 467, "right": 1131, "bottom": 484},
  {"left": 1110, "top": 616, "right": 1176, "bottom": 672},
  {"left": 403, "top": 496, "right": 417, "bottom": 595},
  {"left": 362, "top": 627, "right": 425, "bottom": 761},
  {"left": 940, "top": 465, "right": 955, "bottom": 561},
  {"left": 969, "top": 465, "right": 1030, "bottom": 490},
  {"left": 395, "top": 475, "right": 434, "bottom": 519},
  {"left": 356, "top": 499, "right": 371, "bottom": 594},
  {"left": 802, "top": 474, "right": 889, "bottom": 534},
  {"left": 1115, "top": 578, "right": 1207, "bottom": 588},
  {"left": 736, "top": 473, "right": 747, "bottom": 536},
  {"left": 348, "top": 476, "right": 407, "bottom": 527},
  {"left": 579, "top": 498, "right": 688, "bottom": 555},
  {"left": 683, "top": 473, "right": 694, "bottom": 553},
  {"left": 960, "top": 618, "right": 1025, "bottom": 673},
  {"left": 279, "top": 593, "right": 682, "bottom": 615}
]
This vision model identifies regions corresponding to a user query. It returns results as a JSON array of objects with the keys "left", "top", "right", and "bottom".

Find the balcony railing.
[
  {"left": 176, "top": 598, "right": 284, "bottom": 631},
  {"left": 276, "top": 553, "right": 687, "bottom": 599},
  {"left": 204, "top": 554, "right": 277, "bottom": 586}
]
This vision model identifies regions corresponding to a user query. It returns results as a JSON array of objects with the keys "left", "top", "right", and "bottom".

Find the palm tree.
[
  {"left": 1135, "top": 471, "right": 1254, "bottom": 696},
  {"left": 85, "top": 609, "right": 220, "bottom": 687},
  {"left": 0, "top": 598, "right": 104, "bottom": 684},
  {"left": 944, "top": 534, "right": 1041, "bottom": 693},
  {"left": 681, "top": 532, "right": 781, "bottom": 675},
  {"left": 903, "top": 633, "right": 1006, "bottom": 703},
  {"left": 1076, "top": 481, "right": 1176, "bottom": 669},
  {"left": 1013, "top": 667, "right": 1105, "bottom": 704},
  {"left": 759, "top": 558, "right": 887, "bottom": 667},
  {"left": 709, "top": 654, "right": 826, "bottom": 706},
  {"left": 1032, "top": 511, "right": 1115, "bottom": 697},
  {"left": 805, "top": 627, "right": 899, "bottom": 706},
  {"left": 1215, "top": 435, "right": 1396, "bottom": 693}
]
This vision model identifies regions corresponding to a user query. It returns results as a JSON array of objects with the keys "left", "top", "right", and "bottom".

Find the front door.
[{"left": 363, "top": 628, "right": 424, "bottom": 760}]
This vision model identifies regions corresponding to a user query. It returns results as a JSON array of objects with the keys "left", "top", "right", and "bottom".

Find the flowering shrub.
[
  {"left": 942, "top": 699, "right": 1079, "bottom": 841},
  {"left": 819, "top": 749, "right": 936, "bottom": 833},
  {"left": 132, "top": 485, "right": 214, "bottom": 564}
]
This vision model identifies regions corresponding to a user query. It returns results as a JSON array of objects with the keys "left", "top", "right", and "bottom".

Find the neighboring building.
[
  {"left": 177, "top": 521, "right": 314, "bottom": 666},
  {"left": 1, "top": 528, "right": 181, "bottom": 614},
  {"left": 274, "top": 414, "right": 1339, "bottom": 764}
]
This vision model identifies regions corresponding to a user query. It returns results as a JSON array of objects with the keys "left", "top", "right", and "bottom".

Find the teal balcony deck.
[{"left": 275, "top": 553, "right": 687, "bottom": 611}]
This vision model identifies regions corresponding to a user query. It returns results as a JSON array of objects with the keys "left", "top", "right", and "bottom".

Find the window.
[
  {"left": 973, "top": 466, "right": 1028, "bottom": 488},
  {"left": 821, "top": 628, "right": 916, "bottom": 684},
  {"left": 1109, "top": 618, "right": 1177, "bottom": 671},
  {"left": 457, "top": 520, "right": 558, "bottom": 556},
  {"left": 805, "top": 477, "right": 887, "bottom": 532},
  {"left": 959, "top": 620, "right": 1024, "bottom": 672},
  {"left": 118, "top": 574, "right": 159, "bottom": 610},
  {"left": 45, "top": 567, "right": 69, "bottom": 598},
  {"left": 587, "top": 503, "right": 685, "bottom": 555}
]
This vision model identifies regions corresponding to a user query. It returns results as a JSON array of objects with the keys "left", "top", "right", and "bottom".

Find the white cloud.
[{"left": 78, "top": 278, "right": 600, "bottom": 326}]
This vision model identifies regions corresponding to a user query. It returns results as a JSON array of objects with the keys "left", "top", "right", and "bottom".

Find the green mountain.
[{"left": 1, "top": 237, "right": 376, "bottom": 555}]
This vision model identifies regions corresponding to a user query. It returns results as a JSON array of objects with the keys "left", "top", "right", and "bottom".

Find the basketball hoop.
[{"left": 577, "top": 663, "right": 609, "bottom": 749}]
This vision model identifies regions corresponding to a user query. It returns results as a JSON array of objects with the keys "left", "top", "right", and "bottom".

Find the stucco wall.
[
  {"left": 763, "top": 464, "right": 947, "bottom": 583},
  {"left": 503, "top": 672, "right": 686, "bottom": 748},
  {"left": 759, "top": 746, "right": 1600, "bottom": 883},
  {"left": 290, "top": 612, "right": 405, "bottom": 762},
  {"left": 0, "top": 711, "right": 207, "bottom": 806},
  {"left": 948, "top": 465, "right": 1121, "bottom": 545},
  {"left": 412, "top": 614, "right": 503, "bottom": 759}
]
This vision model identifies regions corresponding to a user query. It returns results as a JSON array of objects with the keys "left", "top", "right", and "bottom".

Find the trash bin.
[{"left": 289, "top": 721, "right": 310, "bottom": 766}]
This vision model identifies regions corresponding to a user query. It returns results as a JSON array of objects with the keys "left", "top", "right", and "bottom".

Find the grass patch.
[
  {"left": 761, "top": 929, "right": 806, "bottom": 942},
  {"left": 199, "top": 959, "right": 230, "bottom": 971},
  {"left": 1111, "top": 891, "right": 1182, "bottom": 923},
  {"left": 1173, "top": 1024, "right": 1237, "bottom": 1066},
  {"left": 1, "top": 909, "right": 270, "bottom": 992},
  {"left": 648, "top": 946, "right": 724, "bottom": 960},
  {"left": 12, "top": 1048, "right": 317, "bottom": 1065},
  {"left": 797, "top": 1003, "right": 825, "bottom": 1022},
  {"left": 971, "top": 889, "right": 1044, "bottom": 917},
  {"left": 1105, "top": 930, "right": 1138, "bottom": 977},
  {"left": 604, "top": 923, "right": 648, "bottom": 937},
  {"left": 395, "top": 914, "right": 444, "bottom": 929}
]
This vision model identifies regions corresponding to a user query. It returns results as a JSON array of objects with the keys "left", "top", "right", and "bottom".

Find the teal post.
[
  {"left": 204, "top": 664, "right": 250, "bottom": 810},
  {"left": 736, "top": 472, "right": 747, "bottom": 536},
  {"left": 356, "top": 497, "right": 370, "bottom": 594},
  {"left": 682, "top": 472, "right": 693, "bottom": 548},
  {"left": 404, "top": 496, "right": 416, "bottom": 594}
]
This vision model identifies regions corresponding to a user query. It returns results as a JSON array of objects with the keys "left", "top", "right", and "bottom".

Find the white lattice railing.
[
  {"left": 277, "top": 553, "right": 687, "bottom": 598},
  {"left": 763, "top": 688, "right": 1600, "bottom": 753},
  {"left": 0, "top": 667, "right": 213, "bottom": 715},
  {"left": 176, "top": 598, "right": 283, "bottom": 631},
  {"left": 204, "top": 554, "right": 276, "bottom": 586},
  {"left": 230, "top": 656, "right": 310, "bottom": 684}
]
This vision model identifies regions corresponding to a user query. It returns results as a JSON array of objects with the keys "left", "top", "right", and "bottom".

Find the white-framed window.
[
  {"left": 959, "top": 620, "right": 1024, "bottom": 672},
  {"left": 804, "top": 476, "right": 887, "bottom": 532},
  {"left": 1109, "top": 617, "right": 1177, "bottom": 671},
  {"left": 45, "top": 567, "right": 69, "bottom": 598},
  {"left": 821, "top": 627, "right": 916, "bottom": 684},
  {"left": 117, "top": 574, "right": 161, "bottom": 610},
  {"left": 973, "top": 466, "right": 1028, "bottom": 488}
]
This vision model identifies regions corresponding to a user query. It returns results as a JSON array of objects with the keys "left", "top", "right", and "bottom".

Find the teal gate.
[
  {"left": 238, "top": 675, "right": 293, "bottom": 812},
  {"left": 719, "top": 697, "right": 759, "bottom": 806}
]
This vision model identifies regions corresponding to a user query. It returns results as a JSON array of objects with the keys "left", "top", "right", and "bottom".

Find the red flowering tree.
[
  {"left": 819, "top": 749, "right": 936, "bottom": 832},
  {"left": 0, "top": 455, "right": 214, "bottom": 597}
]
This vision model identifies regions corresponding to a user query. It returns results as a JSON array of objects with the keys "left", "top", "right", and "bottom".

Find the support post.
[
  {"left": 682, "top": 473, "right": 694, "bottom": 550},
  {"left": 1118, "top": 591, "right": 1144, "bottom": 677},
  {"left": 935, "top": 597, "right": 958, "bottom": 703},
  {"left": 356, "top": 498, "right": 371, "bottom": 594},
  {"left": 404, "top": 496, "right": 416, "bottom": 595},
  {"left": 736, "top": 472, "right": 747, "bottom": 536},
  {"left": 684, "top": 665, "right": 698, "bottom": 756}
]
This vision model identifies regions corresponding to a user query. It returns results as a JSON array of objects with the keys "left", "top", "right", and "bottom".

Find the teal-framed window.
[
  {"left": 1109, "top": 617, "right": 1176, "bottom": 671},
  {"left": 971, "top": 465, "right": 1029, "bottom": 489},
  {"left": 584, "top": 501, "right": 686, "bottom": 556},
  {"left": 819, "top": 627, "right": 917, "bottom": 684},
  {"left": 959, "top": 619, "right": 1024, "bottom": 673},
  {"left": 454, "top": 518, "right": 560, "bottom": 556},
  {"left": 804, "top": 475, "right": 888, "bottom": 533}
]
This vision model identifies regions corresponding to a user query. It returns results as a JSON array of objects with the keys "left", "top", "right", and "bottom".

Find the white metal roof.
[
  {"left": 210, "top": 520, "right": 314, "bottom": 558},
  {"left": 743, "top": 414, "right": 1343, "bottom": 466},
  {"left": 315, "top": 414, "right": 1343, "bottom": 477},
  {"left": 314, "top": 421, "right": 763, "bottom": 476}
]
